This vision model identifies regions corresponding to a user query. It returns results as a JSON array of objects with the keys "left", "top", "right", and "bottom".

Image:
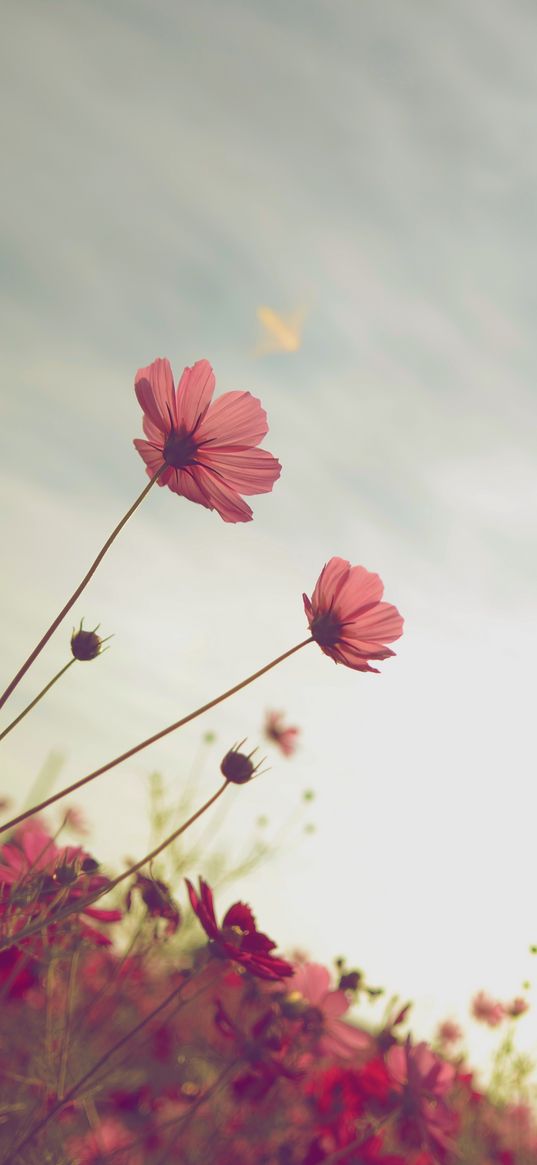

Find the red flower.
[
  {"left": 134, "top": 357, "right": 281, "bottom": 522},
  {"left": 303, "top": 558, "right": 403, "bottom": 672},
  {"left": 185, "top": 877, "right": 293, "bottom": 980}
]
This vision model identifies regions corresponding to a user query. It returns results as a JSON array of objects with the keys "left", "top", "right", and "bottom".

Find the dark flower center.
[
  {"left": 310, "top": 611, "right": 342, "bottom": 648},
  {"left": 163, "top": 427, "right": 198, "bottom": 468}
]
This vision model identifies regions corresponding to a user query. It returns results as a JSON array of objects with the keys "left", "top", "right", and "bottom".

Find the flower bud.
[
  {"left": 71, "top": 620, "right": 110, "bottom": 661},
  {"left": 220, "top": 741, "right": 266, "bottom": 785}
]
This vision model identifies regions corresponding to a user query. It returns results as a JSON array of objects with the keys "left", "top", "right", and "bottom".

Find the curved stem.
[
  {"left": 0, "top": 468, "right": 163, "bottom": 713},
  {"left": 0, "top": 658, "right": 76, "bottom": 743},
  {"left": 0, "top": 637, "right": 313, "bottom": 838},
  {"left": 0, "top": 781, "right": 229, "bottom": 952}
]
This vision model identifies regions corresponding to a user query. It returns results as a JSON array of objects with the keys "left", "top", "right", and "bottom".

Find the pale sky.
[{"left": 1, "top": 0, "right": 537, "bottom": 1080}]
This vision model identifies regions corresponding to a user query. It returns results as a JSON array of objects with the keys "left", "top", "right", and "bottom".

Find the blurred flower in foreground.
[
  {"left": 0, "top": 820, "right": 122, "bottom": 945},
  {"left": 134, "top": 357, "right": 281, "bottom": 522},
  {"left": 303, "top": 558, "right": 404, "bottom": 672},
  {"left": 67, "top": 1119, "right": 142, "bottom": 1165},
  {"left": 386, "top": 1039, "right": 457, "bottom": 1157},
  {"left": 264, "top": 710, "right": 300, "bottom": 757},
  {"left": 471, "top": 990, "right": 505, "bottom": 1027},
  {"left": 186, "top": 877, "right": 293, "bottom": 980},
  {"left": 282, "top": 962, "right": 375, "bottom": 1058}
]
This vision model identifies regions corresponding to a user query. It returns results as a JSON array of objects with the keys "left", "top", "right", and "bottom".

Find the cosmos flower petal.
[
  {"left": 135, "top": 358, "right": 176, "bottom": 431},
  {"left": 142, "top": 414, "right": 167, "bottom": 444},
  {"left": 196, "top": 391, "right": 269, "bottom": 447},
  {"left": 190, "top": 465, "right": 254, "bottom": 522},
  {"left": 326, "top": 643, "right": 382, "bottom": 671},
  {"left": 311, "top": 557, "right": 351, "bottom": 611},
  {"left": 332, "top": 565, "right": 385, "bottom": 618},
  {"left": 342, "top": 601, "right": 404, "bottom": 644},
  {"left": 291, "top": 962, "right": 331, "bottom": 1005},
  {"left": 175, "top": 359, "right": 215, "bottom": 432},
  {"left": 223, "top": 902, "right": 257, "bottom": 932},
  {"left": 196, "top": 446, "right": 281, "bottom": 495},
  {"left": 166, "top": 467, "right": 212, "bottom": 509}
]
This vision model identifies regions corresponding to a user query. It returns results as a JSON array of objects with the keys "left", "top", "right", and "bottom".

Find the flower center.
[
  {"left": 163, "top": 427, "right": 198, "bottom": 468},
  {"left": 310, "top": 611, "right": 342, "bottom": 647}
]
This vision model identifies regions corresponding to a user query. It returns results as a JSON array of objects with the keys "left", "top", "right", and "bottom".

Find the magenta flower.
[
  {"left": 285, "top": 962, "right": 375, "bottom": 1058},
  {"left": 134, "top": 357, "right": 281, "bottom": 522},
  {"left": 303, "top": 557, "right": 404, "bottom": 672},
  {"left": 186, "top": 876, "right": 293, "bottom": 980}
]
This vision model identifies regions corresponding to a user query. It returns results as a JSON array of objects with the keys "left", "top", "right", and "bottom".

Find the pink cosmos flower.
[
  {"left": 505, "top": 996, "right": 529, "bottom": 1018},
  {"left": 303, "top": 558, "right": 404, "bottom": 673},
  {"left": 436, "top": 1019, "right": 463, "bottom": 1047},
  {"left": 67, "top": 1118, "right": 142, "bottom": 1165},
  {"left": 0, "top": 820, "right": 122, "bottom": 943},
  {"left": 386, "top": 1039, "right": 457, "bottom": 1158},
  {"left": 285, "top": 963, "right": 374, "bottom": 1059},
  {"left": 264, "top": 710, "right": 300, "bottom": 757},
  {"left": 471, "top": 990, "right": 506, "bottom": 1027},
  {"left": 134, "top": 357, "right": 281, "bottom": 522}
]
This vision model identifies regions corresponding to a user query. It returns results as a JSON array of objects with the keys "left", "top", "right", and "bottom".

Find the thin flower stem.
[
  {"left": 57, "top": 947, "right": 80, "bottom": 1100},
  {"left": 0, "top": 658, "right": 76, "bottom": 743},
  {"left": 0, "top": 468, "right": 163, "bottom": 713},
  {"left": 8, "top": 967, "right": 218, "bottom": 1162},
  {"left": 0, "top": 637, "right": 313, "bottom": 837},
  {"left": 0, "top": 781, "right": 229, "bottom": 951}
]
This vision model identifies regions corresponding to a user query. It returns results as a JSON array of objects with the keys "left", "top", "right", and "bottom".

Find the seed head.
[
  {"left": 220, "top": 740, "right": 267, "bottom": 785},
  {"left": 71, "top": 620, "right": 111, "bottom": 661}
]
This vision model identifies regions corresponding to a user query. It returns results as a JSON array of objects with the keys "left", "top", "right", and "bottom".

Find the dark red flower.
[
  {"left": 185, "top": 877, "right": 293, "bottom": 981},
  {"left": 126, "top": 873, "right": 180, "bottom": 935}
]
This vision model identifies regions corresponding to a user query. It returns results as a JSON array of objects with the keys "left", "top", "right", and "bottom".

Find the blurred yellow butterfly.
[{"left": 254, "top": 305, "right": 307, "bottom": 356}]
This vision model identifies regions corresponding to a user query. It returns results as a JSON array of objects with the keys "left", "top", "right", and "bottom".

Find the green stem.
[
  {"left": 0, "top": 637, "right": 313, "bottom": 838},
  {"left": 0, "top": 658, "right": 76, "bottom": 743},
  {"left": 0, "top": 468, "right": 163, "bottom": 713}
]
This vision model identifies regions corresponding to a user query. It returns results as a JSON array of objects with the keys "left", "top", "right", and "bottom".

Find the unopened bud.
[
  {"left": 220, "top": 741, "right": 266, "bottom": 785},
  {"left": 71, "top": 620, "right": 110, "bottom": 661}
]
